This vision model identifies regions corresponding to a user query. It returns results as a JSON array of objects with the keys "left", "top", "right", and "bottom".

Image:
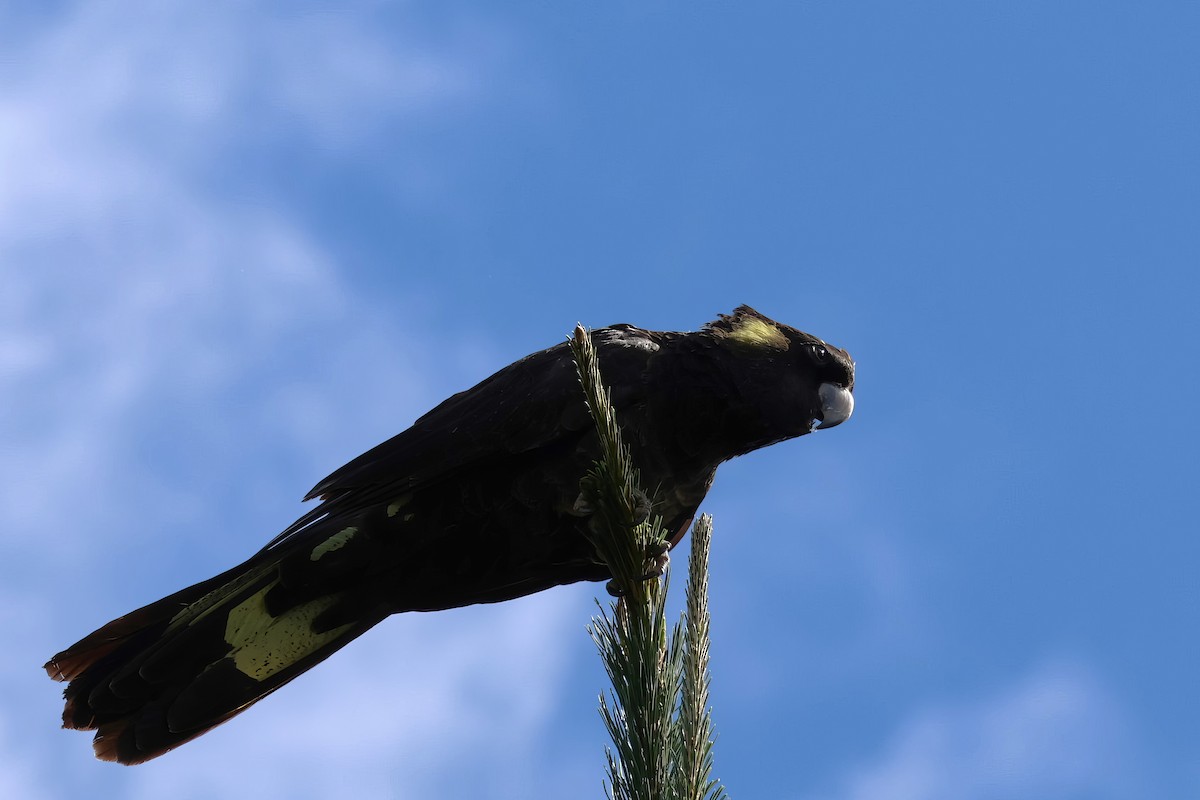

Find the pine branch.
[
  {"left": 569, "top": 325, "right": 727, "bottom": 800},
  {"left": 674, "top": 514, "right": 727, "bottom": 800},
  {"left": 569, "top": 325, "right": 665, "bottom": 605},
  {"left": 571, "top": 325, "right": 677, "bottom": 800}
]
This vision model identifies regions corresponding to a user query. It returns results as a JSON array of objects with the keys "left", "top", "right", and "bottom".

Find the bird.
[{"left": 45, "top": 305, "right": 855, "bottom": 765}]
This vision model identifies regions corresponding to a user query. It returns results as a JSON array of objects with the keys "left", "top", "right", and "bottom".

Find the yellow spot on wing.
[
  {"left": 386, "top": 494, "right": 413, "bottom": 517},
  {"left": 310, "top": 526, "right": 357, "bottom": 561},
  {"left": 224, "top": 583, "right": 353, "bottom": 682},
  {"left": 727, "top": 317, "right": 789, "bottom": 350}
]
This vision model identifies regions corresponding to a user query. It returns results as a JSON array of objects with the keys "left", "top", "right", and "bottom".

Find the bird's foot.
[
  {"left": 575, "top": 487, "right": 652, "bottom": 523},
  {"left": 643, "top": 539, "right": 670, "bottom": 577},
  {"left": 603, "top": 539, "right": 671, "bottom": 597},
  {"left": 631, "top": 488, "right": 653, "bottom": 525}
]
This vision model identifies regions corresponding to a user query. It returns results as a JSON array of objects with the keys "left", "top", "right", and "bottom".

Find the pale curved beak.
[{"left": 815, "top": 382, "right": 854, "bottom": 429}]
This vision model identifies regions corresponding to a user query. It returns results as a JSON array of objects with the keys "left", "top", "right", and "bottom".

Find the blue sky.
[{"left": 2, "top": 2, "right": 1197, "bottom": 798}]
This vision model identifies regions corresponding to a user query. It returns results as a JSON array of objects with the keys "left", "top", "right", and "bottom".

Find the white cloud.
[
  {"left": 811, "top": 659, "right": 1143, "bottom": 800},
  {"left": 123, "top": 592, "right": 587, "bottom": 800},
  {"left": 0, "top": 5, "right": 589, "bottom": 799},
  {"left": 0, "top": 0, "right": 510, "bottom": 550}
]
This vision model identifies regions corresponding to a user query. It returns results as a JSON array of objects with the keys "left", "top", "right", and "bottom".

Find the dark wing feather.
[
  {"left": 265, "top": 325, "right": 661, "bottom": 552},
  {"left": 306, "top": 341, "right": 587, "bottom": 501}
]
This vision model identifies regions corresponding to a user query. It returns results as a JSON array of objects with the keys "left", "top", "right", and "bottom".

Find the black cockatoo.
[{"left": 46, "top": 305, "right": 854, "bottom": 764}]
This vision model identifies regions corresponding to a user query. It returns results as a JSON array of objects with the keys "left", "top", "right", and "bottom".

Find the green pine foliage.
[
  {"left": 674, "top": 515, "right": 725, "bottom": 800},
  {"left": 569, "top": 326, "right": 728, "bottom": 800}
]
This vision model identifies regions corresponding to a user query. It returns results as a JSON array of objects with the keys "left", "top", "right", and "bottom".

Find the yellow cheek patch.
[
  {"left": 310, "top": 526, "right": 357, "bottom": 561},
  {"left": 727, "top": 316, "right": 789, "bottom": 350},
  {"left": 224, "top": 583, "right": 353, "bottom": 682}
]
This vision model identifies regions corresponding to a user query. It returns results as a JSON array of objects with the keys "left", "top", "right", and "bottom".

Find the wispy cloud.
[
  {"left": 0, "top": 1, "right": 504, "bottom": 542},
  {"left": 810, "top": 659, "right": 1144, "bottom": 800},
  {"left": 1, "top": 4, "right": 591, "bottom": 798},
  {"left": 122, "top": 593, "right": 585, "bottom": 800}
]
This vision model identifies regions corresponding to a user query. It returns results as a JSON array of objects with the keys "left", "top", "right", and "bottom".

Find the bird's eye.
[{"left": 809, "top": 344, "right": 829, "bottom": 364}]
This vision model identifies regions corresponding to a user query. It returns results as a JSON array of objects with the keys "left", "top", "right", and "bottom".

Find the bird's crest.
[{"left": 707, "top": 305, "right": 790, "bottom": 351}]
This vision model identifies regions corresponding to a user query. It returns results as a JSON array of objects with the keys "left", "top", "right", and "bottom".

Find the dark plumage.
[{"left": 45, "top": 305, "right": 854, "bottom": 764}]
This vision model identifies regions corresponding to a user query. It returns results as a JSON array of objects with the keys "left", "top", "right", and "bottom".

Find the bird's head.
[{"left": 705, "top": 305, "right": 855, "bottom": 446}]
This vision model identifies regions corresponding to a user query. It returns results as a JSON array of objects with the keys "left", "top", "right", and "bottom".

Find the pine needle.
[{"left": 570, "top": 325, "right": 727, "bottom": 800}]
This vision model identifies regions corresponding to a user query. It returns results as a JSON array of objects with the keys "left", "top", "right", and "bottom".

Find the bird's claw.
[
  {"left": 630, "top": 488, "right": 653, "bottom": 525},
  {"left": 642, "top": 537, "right": 670, "bottom": 576},
  {"left": 603, "top": 539, "right": 671, "bottom": 597},
  {"left": 578, "top": 489, "right": 651, "bottom": 523}
]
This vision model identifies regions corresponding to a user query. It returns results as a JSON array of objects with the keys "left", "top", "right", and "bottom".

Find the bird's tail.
[{"left": 45, "top": 549, "right": 383, "bottom": 764}]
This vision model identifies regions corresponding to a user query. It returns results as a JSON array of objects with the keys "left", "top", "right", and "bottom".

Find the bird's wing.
[{"left": 262, "top": 325, "right": 663, "bottom": 550}]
